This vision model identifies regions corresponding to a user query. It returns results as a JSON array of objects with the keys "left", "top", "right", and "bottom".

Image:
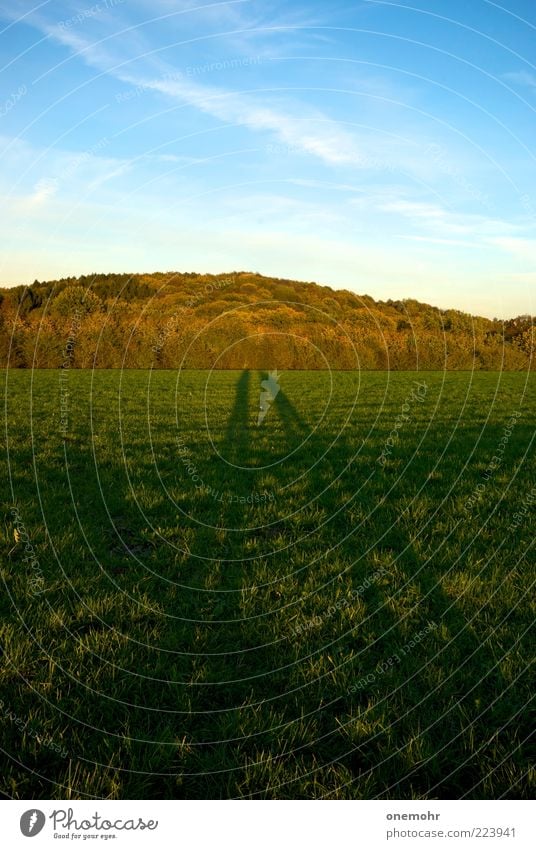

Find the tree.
[{"left": 52, "top": 286, "right": 103, "bottom": 317}]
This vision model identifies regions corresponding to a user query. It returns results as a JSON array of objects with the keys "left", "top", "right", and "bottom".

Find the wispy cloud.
[
  {"left": 21, "top": 5, "right": 428, "bottom": 173},
  {"left": 23, "top": 177, "right": 58, "bottom": 208},
  {"left": 137, "top": 72, "right": 361, "bottom": 164},
  {"left": 377, "top": 194, "right": 526, "bottom": 241},
  {"left": 502, "top": 70, "right": 536, "bottom": 91},
  {"left": 399, "top": 234, "right": 484, "bottom": 249},
  {"left": 1, "top": 132, "right": 135, "bottom": 210},
  {"left": 381, "top": 199, "right": 456, "bottom": 224},
  {"left": 24, "top": 8, "right": 366, "bottom": 168},
  {"left": 488, "top": 236, "right": 536, "bottom": 262}
]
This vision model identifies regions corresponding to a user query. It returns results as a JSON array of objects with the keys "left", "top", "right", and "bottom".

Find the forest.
[{"left": 0, "top": 271, "right": 533, "bottom": 370}]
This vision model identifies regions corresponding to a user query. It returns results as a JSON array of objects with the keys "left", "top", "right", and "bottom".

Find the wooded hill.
[{"left": 0, "top": 271, "right": 533, "bottom": 370}]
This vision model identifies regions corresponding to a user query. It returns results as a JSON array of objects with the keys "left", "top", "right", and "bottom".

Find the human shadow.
[{"left": 160, "top": 373, "right": 516, "bottom": 799}]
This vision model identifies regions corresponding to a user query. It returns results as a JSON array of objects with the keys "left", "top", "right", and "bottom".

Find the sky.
[{"left": 0, "top": 0, "right": 535, "bottom": 318}]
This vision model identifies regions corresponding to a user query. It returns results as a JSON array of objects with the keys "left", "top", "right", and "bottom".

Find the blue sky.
[{"left": 1, "top": 0, "right": 535, "bottom": 317}]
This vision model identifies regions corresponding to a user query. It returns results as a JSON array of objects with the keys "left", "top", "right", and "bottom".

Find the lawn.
[{"left": 0, "top": 369, "right": 534, "bottom": 799}]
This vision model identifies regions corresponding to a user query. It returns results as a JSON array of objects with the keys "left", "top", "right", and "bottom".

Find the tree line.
[{"left": 0, "top": 271, "right": 533, "bottom": 370}]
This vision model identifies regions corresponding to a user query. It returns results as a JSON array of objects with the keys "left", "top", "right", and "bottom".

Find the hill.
[{"left": 0, "top": 271, "right": 533, "bottom": 369}]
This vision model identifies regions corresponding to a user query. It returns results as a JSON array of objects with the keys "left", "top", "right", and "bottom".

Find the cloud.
[
  {"left": 24, "top": 177, "right": 58, "bottom": 208},
  {"left": 0, "top": 132, "right": 134, "bottom": 210},
  {"left": 488, "top": 236, "right": 536, "bottom": 262},
  {"left": 21, "top": 5, "right": 421, "bottom": 172},
  {"left": 139, "top": 72, "right": 362, "bottom": 164},
  {"left": 399, "top": 234, "right": 484, "bottom": 249},
  {"left": 376, "top": 194, "right": 525, "bottom": 241},
  {"left": 381, "top": 199, "right": 453, "bottom": 222},
  {"left": 216, "top": 190, "right": 344, "bottom": 228},
  {"left": 35, "top": 16, "right": 366, "bottom": 170},
  {"left": 502, "top": 71, "right": 536, "bottom": 91},
  {"left": 378, "top": 197, "right": 472, "bottom": 236}
]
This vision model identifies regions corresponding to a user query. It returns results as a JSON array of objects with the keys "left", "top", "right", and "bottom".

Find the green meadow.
[{"left": 0, "top": 369, "right": 534, "bottom": 799}]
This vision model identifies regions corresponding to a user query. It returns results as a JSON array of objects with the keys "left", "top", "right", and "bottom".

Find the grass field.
[{"left": 1, "top": 369, "right": 534, "bottom": 799}]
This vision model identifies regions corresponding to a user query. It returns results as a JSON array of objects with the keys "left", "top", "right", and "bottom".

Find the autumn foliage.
[{"left": 0, "top": 271, "right": 533, "bottom": 370}]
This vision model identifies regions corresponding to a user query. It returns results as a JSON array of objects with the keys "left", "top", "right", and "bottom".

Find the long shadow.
[
  {"left": 152, "top": 370, "right": 324, "bottom": 794},
  {"left": 170, "top": 373, "right": 515, "bottom": 799},
  {"left": 160, "top": 371, "right": 372, "bottom": 794},
  {"left": 223, "top": 369, "right": 252, "bottom": 467},
  {"left": 271, "top": 385, "right": 310, "bottom": 434}
]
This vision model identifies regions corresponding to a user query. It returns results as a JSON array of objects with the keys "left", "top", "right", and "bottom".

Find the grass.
[{"left": 0, "top": 368, "right": 534, "bottom": 799}]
